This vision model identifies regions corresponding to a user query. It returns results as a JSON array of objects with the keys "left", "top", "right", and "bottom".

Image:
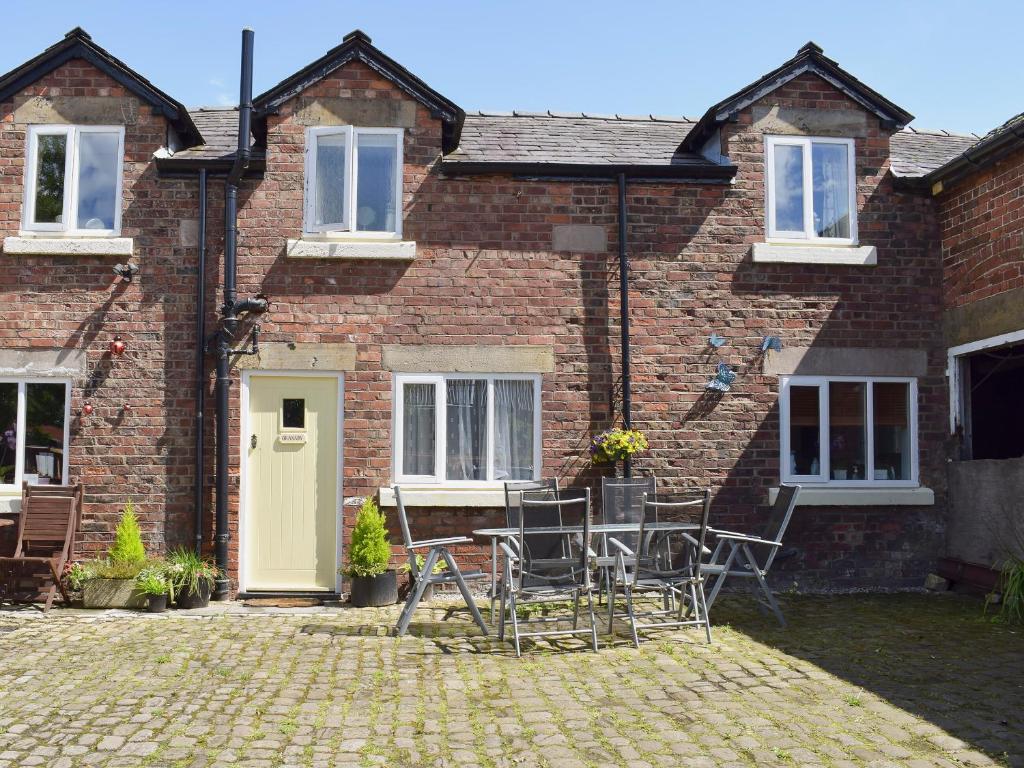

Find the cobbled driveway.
[{"left": 0, "top": 593, "right": 1019, "bottom": 767}]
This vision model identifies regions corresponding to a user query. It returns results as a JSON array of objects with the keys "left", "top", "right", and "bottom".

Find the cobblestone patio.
[{"left": 0, "top": 593, "right": 1019, "bottom": 767}]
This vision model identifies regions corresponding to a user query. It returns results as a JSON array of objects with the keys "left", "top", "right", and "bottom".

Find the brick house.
[{"left": 0, "top": 28, "right": 1013, "bottom": 597}]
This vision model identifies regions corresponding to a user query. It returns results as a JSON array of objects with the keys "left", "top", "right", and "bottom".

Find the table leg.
[{"left": 489, "top": 535, "right": 498, "bottom": 624}]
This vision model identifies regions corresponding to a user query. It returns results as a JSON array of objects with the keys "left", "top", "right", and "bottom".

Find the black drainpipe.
[
  {"left": 194, "top": 168, "right": 207, "bottom": 554},
  {"left": 214, "top": 28, "right": 268, "bottom": 599},
  {"left": 617, "top": 172, "right": 632, "bottom": 478}
]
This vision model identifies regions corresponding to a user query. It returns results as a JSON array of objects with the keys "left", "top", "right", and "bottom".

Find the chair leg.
[
  {"left": 623, "top": 585, "right": 640, "bottom": 649},
  {"left": 585, "top": 587, "right": 599, "bottom": 652},
  {"left": 745, "top": 544, "right": 786, "bottom": 628},
  {"left": 497, "top": 581, "right": 507, "bottom": 641},
  {"left": 489, "top": 537, "right": 498, "bottom": 624},
  {"left": 572, "top": 589, "right": 581, "bottom": 630},
  {"left": 704, "top": 543, "right": 739, "bottom": 612},
  {"left": 607, "top": 568, "right": 617, "bottom": 635},
  {"left": 696, "top": 578, "right": 712, "bottom": 643},
  {"left": 440, "top": 550, "right": 488, "bottom": 636},
  {"left": 395, "top": 548, "right": 440, "bottom": 636},
  {"left": 508, "top": 590, "right": 521, "bottom": 657}
]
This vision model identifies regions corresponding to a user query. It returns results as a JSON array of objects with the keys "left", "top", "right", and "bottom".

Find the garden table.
[{"left": 473, "top": 522, "right": 703, "bottom": 623}]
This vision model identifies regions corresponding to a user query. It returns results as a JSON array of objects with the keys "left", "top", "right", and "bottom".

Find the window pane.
[
  {"left": 0, "top": 384, "right": 16, "bottom": 484},
  {"left": 402, "top": 383, "right": 435, "bottom": 477},
  {"left": 76, "top": 132, "right": 120, "bottom": 229},
  {"left": 25, "top": 383, "right": 66, "bottom": 484},
  {"left": 33, "top": 134, "right": 67, "bottom": 224},
  {"left": 812, "top": 142, "right": 851, "bottom": 238},
  {"left": 282, "top": 398, "right": 305, "bottom": 429},
  {"left": 493, "top": 380, "right": 535, "bottom": 481},
  {"left": 829, "top": 382, "right": 866, "bottom": 480},
  {"left": 773, "top": 143, "right": 804, "bottom": 232},
  {"left": 355, "top": 133, "right": 399, "bottom": 232},
  {"left": 314, "top": 133, "right": 346, "bottom": 227},
  {"left": 788, "top": 385, "right": 820, "bottom": 476},
  {"left": 446, "top": 379, "right": 486, "bottom": 481},
  {"left": 873, "top": 382, "right": 910, "bottom": 480}
]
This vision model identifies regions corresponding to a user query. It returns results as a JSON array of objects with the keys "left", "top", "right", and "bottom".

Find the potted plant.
[
  {"left": 82, "top": 500, "right": 149, "bottom": 609},
  {"left": 398, "top": 553, "right": 447, "bottom": 601},
  {"left": 589, "top": 427, "right": 649, "bottom": 466},
  {"left": 136, "top": 567, "right": 172, "bottom": 613},
  {"left": 344, "top": 497, "right": 398, "bottom": 607},
  {"left": 166, "top": 548, "right": 219, "bottom": 609}
]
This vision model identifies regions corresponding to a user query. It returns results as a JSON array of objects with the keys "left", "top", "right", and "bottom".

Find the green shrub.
[
  {"left": 344, "top": 497, "right": 391, "bottom": 578},
  {"left": 998, "top": 557, "right": 1024, "bottom": 624},
  {"left": 108, "top": 500, "right": 146, "bottom": 566}
]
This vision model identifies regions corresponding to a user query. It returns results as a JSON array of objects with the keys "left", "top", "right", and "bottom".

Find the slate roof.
[
  {"left": 890, "top": 127, "right": 981, "bottom": 177},
  {"left": 445, "top": 111, "right": 701, "bottom": 167},
  {"left": 174, "top": 107, "right": 247, "bottom": 161}
]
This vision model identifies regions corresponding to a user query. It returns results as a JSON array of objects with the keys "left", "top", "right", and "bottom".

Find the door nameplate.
[{"left": 278, "top": 432, "right": 307, "bottom": 444}]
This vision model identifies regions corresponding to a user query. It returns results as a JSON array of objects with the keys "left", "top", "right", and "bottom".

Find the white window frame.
[
  {"left": 303, "top": 126, "right": 403, "bottom": 239},
  {"left": 779, "top": 375, "right": 918, "bottom": 487},
  {"left": 765, "top": 135, "right": 857, "bottom": 245},
  {"left": 22, "top": 125, "right": 125, "bottom": 236},
  {"left": 393, "top": 373, "right": 542, "bottom": 486},
  {"left": 0, "top": 378, "right": 72, "bottom": 491}
]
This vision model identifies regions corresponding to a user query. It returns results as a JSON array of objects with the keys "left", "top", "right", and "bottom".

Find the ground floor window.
[
  {"left": 0, "top": 379, "right": 71, "bottom": 488},
  {"left": 949, "top": 334, "right": 1024, "bottom": 460},
  {"left": 394, "top": 373, "right": 541, "bottom": 484},
  {"left": 779, "top": 376, "right": 918, "bottom": 485}
]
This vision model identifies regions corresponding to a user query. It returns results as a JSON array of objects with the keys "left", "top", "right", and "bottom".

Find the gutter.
[
  {"left": 437, "top": 160, "right": 737, "bottom": 182},
  {"left": 923, "top": 124, "right": 1024, "bottom": 195}
]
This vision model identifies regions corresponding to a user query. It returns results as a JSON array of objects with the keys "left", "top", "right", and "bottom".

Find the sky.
[{"left": 2, "top": 1, "right": 1018, "bottom": 136}]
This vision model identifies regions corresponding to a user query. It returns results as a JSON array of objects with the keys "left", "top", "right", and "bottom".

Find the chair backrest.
[
  {"left": 760, "top": 483, "right": 800, "bottom": 571},
  {"left": 503, "top": 478, "right": 559, "bottom": 529},
  {"left": 602, "top": 476, "right": 655, "bottom": 552},
  {"left": 516, "top": 488, "right": 591, "bottom": 590},
  {"left": 392, "top": 486, "right": 420, "bottom": 579},
  {"left": 17, "top": 482, "right": 80, "bottom": 558},
  {"left": 632, "top": 489, "right": 711, "bottom": 587}
]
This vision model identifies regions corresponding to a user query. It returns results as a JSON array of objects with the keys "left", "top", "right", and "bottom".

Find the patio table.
[{"left": 473, "top": 522, "right": 702, "bottom": 623}]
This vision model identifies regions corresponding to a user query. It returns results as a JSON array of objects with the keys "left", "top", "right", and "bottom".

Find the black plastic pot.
[
  {"left": 146, "top": 594, "right": 168, "bottom": 613},
  {"left": 175, "top": 579, "right": 213, "bottom": 609},
  {"left": 350, "top": 571, "right": 398, "bottom": 607}
]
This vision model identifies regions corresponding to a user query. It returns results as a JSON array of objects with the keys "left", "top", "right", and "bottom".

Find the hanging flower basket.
[{"left": 589, "top": 427, "right": 649, "bottom": 465}]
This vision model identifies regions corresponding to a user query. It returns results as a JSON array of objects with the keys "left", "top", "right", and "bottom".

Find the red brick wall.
[
  {"left": 0, "top": 60, "right": 204, "bottom": 558},
  {"left": 937, "top": 145, "right": 1024, "bottom": 309}
]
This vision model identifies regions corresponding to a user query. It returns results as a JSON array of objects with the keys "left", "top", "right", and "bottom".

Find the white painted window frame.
[
  {"left": 22, "top": 125, "right": 125, "bottom": 236},
  {"left": 765, "top": 135, "right": 857, "bottom": 245},
  {"left": 0, "top": 378, "right": 72, "bottom": 491},
  {"left": 303, "top": 126, "right": 403, "bottom": 239},
  {"left": 947, "top": 328, "right": 1024, "bottom": 435},
  {"left": 393, "top": 373, "right": 542, "bottom": 486},
  {"left": 779, "top": 375, "right": 919, "bottom": 487}
]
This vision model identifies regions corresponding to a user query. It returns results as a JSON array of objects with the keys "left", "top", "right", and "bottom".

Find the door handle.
[{"left": 250, "top": 434, "right": 258, "bottom": 450}]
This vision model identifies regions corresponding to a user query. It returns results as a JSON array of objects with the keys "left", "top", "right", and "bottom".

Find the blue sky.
[{"left": 3, "top": 1, "right": 1017, "bottom": 135}]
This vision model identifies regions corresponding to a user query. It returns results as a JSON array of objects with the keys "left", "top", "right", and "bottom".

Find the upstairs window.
[
  {"left": 304, "top": 126, "right": 403, "bottom": 237},
  {"left": 23, "top": 125, "right": 125, "bottom": 235},
  {"left": 394, "top": 373, "right": 541, "bottom": 485},
  {"left": 765, "top": 136, "right": 856, "bottom": 243}
]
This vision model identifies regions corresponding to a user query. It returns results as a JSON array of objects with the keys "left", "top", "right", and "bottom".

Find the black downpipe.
[
  {"left": 214, "top": 28, "right": 266, "bottom": 599},
  {"left": 617, "top": 173, "right": 632, "bottom": 478},
  {"left": 194, "top": 168, "right": 207, "bottom": 554}
]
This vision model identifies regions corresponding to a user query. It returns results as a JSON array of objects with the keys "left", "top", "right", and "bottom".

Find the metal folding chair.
[
  {"left": 393, "top": 486, "right": 488, "bottom": 637},
  {"left": 596, "top": 476, "right": 656, "bottom": 602},
  {"left": 498, "top": 488, "right": 598, "bottom": 656},
  {"left": 491, "top": 479, "right": 559, "bottom": 621},
  {"left": 703, "top": 483, "right": 801, "bottom": 627},
  {"left": 606, "top": 489, "right": 713, "bottom": 647}
]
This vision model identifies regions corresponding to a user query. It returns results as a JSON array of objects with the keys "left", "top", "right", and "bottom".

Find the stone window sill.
[
  {"left": 3, "top": 236, "right": 133, "bottom": 257},
  {"left": 378, "top": 486, "right": 504, "bottom": 508},
  {"left": 752, "top": 243, "right": 877, "bottom": 265},
  {"left": 767, "top": 486, "right": 934, "bottom": 506},
  {"left": 286, "top": 238, "right": 416, "bottom": 260}
]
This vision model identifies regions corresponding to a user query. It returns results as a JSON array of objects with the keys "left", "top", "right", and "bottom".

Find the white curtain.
[
  {"left": 446, "top": 380, "right": 486, "bottom": 480},
  {"left": 493, "top": 380, "right": 534, "bottom": 480},
  {"left": 402, "top": 383, "right": 435, "bottom": 476},
  {"left": 815, "top": 143, "right": 849, "bottom": 238}
]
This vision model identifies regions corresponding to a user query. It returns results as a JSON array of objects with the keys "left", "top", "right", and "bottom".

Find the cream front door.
[{"left": 245, "top": 375, "right": 339, "bottom": 591}]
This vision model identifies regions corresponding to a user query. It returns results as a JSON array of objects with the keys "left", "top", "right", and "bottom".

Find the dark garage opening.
[{"left": 965, "top": 341, "right": 1024, "bottom": 460}]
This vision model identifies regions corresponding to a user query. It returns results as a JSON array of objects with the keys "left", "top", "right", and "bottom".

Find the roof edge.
[
  {"left": 438, "top": 159, "right": 737, "bottom": 181},
  {"left": 924, "top": 114, "right": 1024, "bottom": 193},
  {"left": 681, "top": 41, "right": 914, "bottom": 153}
]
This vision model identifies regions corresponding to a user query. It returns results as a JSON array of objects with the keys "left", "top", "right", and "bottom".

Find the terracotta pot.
[{"left": 349, "top": 571, "right": 398, "bottom": 607}]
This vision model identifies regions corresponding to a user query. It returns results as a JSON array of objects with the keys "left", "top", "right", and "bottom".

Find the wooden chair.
[{"left": 0, "top": 483, "right": 82, "bottom": 612}]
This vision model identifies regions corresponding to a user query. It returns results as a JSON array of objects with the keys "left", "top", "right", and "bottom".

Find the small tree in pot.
[{"left": 344, "top": 498, "right": 397, "bottom": 607}]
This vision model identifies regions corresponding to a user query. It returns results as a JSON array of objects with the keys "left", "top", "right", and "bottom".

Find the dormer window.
[
  {"left": 765, "top": 136, "right": 855, "bottom": 244},
  {"left": 304, "top": 127, "right": 403, "bottom": 237},
  {"left": 23, "top": 125, "right": 125, "bottom": 235}
]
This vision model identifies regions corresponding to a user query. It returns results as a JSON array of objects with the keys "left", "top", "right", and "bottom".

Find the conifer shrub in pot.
[
  {"left": 167, "top": 548, "right": 219, "bottom": 609},
  {"left": 344, "top": 498, "right": 397, "bottom": 607},
  {"left": 81, "top": 500, "right": 149, "bottom": 609}
]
